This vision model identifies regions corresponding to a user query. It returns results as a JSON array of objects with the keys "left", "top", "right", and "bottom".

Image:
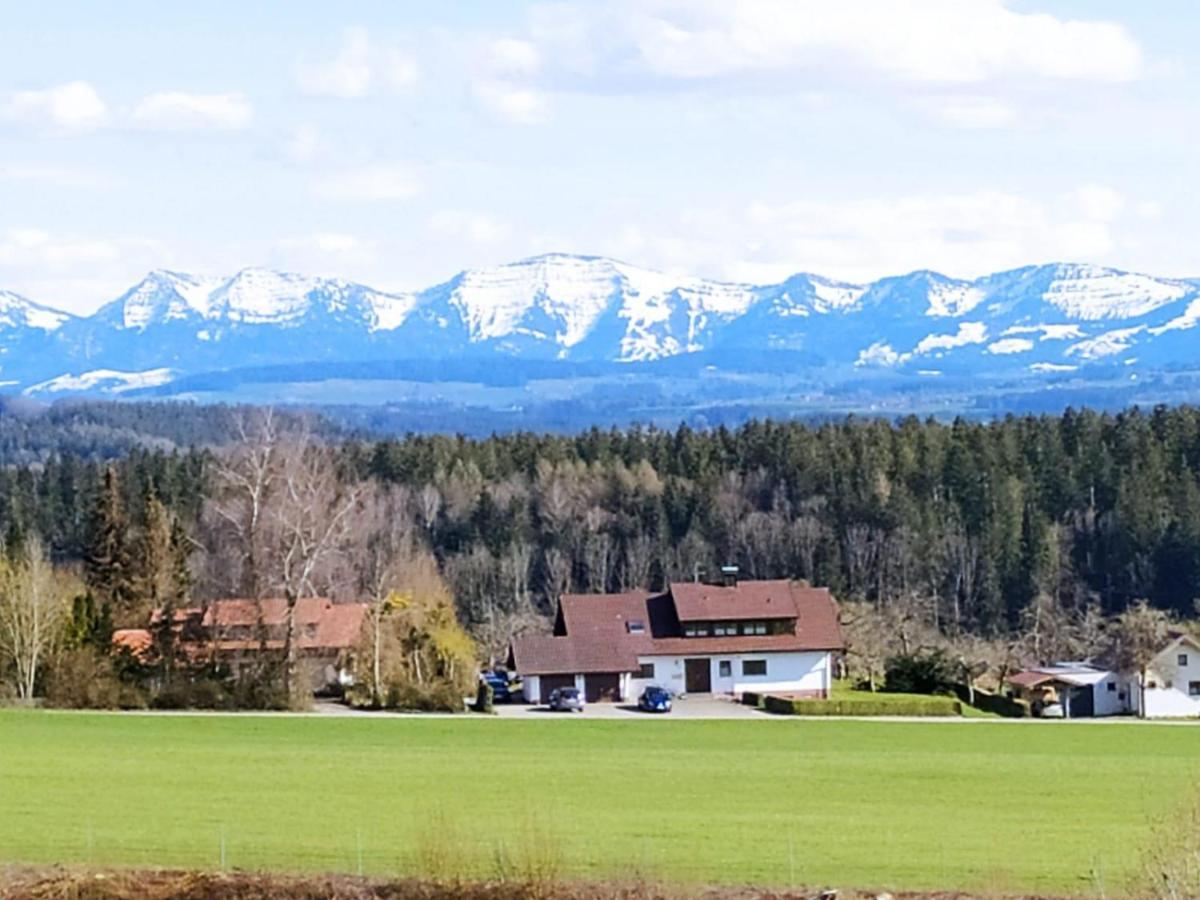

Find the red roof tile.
[
  {"left": 669, "top": 579, "right": 799, "bottom": 621},
  {"left": 510, "top": 580, "right": 843, "bottom": 676}
]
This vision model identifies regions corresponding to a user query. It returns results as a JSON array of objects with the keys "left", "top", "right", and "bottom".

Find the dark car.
[
  {"left": 480, "top": 671, "right": 512, "bottom": 703},
  {"left": 547, "top": 686, "right": 585, "bottom": 712},
  {"left": 638, "top": 685, "right": 673, "bottom": 713}
]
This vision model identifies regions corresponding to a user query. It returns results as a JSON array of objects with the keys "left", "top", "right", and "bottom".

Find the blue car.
[
  {"left": 481, "top": 671, "right": 512, "bottom": 703},
  {"left": 638, "top": 685, "right": 673, "bottom": 713}
]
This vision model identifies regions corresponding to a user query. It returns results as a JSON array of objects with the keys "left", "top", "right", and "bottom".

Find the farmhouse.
[
  {"left": 118, "top": 597, "right": 367, "bottom": 692},
  {"left": 1129, "top": 632, "right": 1200, "bottom": 718},
  {"left": 1007, "top": 662, "right": 1130, "bottom": 718},
  {"left": 509, "top": 572, "right": 843, "bottom": 703}
]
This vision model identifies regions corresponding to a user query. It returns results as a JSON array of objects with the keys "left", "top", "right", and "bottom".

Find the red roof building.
[
  {"left": 510, "top": 575, "right": 842, "bottom": 704},
  {"left": 128, "top": 597, "right": 368, "bottom": 693}
]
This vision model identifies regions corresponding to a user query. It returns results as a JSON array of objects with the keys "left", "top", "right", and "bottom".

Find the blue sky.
[{"left": 1, "top": 1, "right": 1197, "bottom": 313}]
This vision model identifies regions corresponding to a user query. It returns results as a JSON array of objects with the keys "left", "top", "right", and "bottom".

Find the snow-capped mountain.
[{"left": 4, "top": 255, "right": 1200, "bottom": 398}]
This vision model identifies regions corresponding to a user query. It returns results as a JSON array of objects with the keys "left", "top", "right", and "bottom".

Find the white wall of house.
[
  {"left": 1091, "top": 673, "right": 1132, "bottom": 716},
  {"left": 628, "top": 651, "right": 831, "bottom": 698},
  {"left": 1134, "top": 639, "right": 1200, "bottom": 718},
  {"left": 522, "top": 674, "right": 540, "bottom": 704}
]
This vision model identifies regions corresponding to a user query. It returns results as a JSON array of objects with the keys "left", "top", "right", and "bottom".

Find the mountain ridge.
[{"left": 3, "top": 254, "right": 1200, "bottom": 399}]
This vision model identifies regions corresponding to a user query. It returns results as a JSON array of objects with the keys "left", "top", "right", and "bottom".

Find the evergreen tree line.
[{"left": 3, "top": 405, "right": 1200, "bottom": 654}]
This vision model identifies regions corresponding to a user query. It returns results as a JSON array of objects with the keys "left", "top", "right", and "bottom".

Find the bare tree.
[
  {"left": 203, "top": 408, "right": 281, "bottom": 598},
  {"left": 1109, "top": 599, "right": 1171, "bottom": 718},
  {"left": 270, "top": 443, "right": 363, "bottom": 700},
  {"left": 0, "top": 539, "right": 78, "bottom": 700}
]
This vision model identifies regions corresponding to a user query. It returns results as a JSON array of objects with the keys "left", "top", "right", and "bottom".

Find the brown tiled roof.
[
  {"left": 511, "top": 580, "right": 843, "bottom": 676},
  {"left": 147, "top": 598, "right": 367, "bottom": 653},
  {"left": 509, "top": 633, "right": 640, "bottom": 675},
  {"left": 669, "top": 579, "right": 799, "bottom": 621},
  {"left": 112, "top": 628, "right": 153, "bottom": 661}
]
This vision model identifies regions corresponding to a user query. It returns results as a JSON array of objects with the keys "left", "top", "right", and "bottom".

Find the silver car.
[{"left": 548, "top": 686, "right": 585, "bottom": 712}]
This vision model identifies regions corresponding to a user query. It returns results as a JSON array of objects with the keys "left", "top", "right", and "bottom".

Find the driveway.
[{"left": 492, "top": 694, "right": 766, "bottom": 719}]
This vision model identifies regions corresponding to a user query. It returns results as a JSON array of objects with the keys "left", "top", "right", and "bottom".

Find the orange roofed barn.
[
  {"left": 123, "top": 597, "right": 367, "bottom": 693},
  {"left": 509, "top": 571, "right": 843, "bottom": 704}
]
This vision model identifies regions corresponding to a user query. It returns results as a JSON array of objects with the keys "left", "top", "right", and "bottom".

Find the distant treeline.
[{"left": 4, "top": 403, "right": 1200, "bottom": 637}]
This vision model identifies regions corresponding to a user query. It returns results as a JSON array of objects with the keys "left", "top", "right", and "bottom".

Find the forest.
[{"left": 1, "top": 402, "right": 1199, "bottom": 705}]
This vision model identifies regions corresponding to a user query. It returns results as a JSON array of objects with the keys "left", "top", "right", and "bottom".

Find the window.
[
  {"left": 684, "top": 623, "right": 710, "bottom": 637},
  {"left": 1190, "top": 682, "right": 1200, "bottom": 697},
  {"left": 718, "top": 660, "right": 732, "bottom": 678},
  {"left": 1107, "top": 682, "right": 1116, "bottom": 692},
  {"left": 627, "top": 621, "right": 646, "bottom": 634},
  {"left": 714, "top": 622, "right": 736, "bottom": 636},
  {"left": 638, "top": 663, "right": 655, "bottom": 679},
  {"left": 741, "top": 621, "right": 767, "bottom": 636},
  {"left": 742, "top": 659, "right": 767, "bottom": 677},
  {"left": 1180, "top": 653, "right": 1190, "bottom": 667}
]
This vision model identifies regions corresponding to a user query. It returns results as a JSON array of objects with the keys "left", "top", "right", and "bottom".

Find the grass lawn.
[{"left": 0, "top": 711, "right": 1197, "bottom": 895}]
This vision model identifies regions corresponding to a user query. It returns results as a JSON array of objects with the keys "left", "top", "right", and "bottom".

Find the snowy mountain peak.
[{"left": 0, "top": 290, "right": 72, "bottom": 332}]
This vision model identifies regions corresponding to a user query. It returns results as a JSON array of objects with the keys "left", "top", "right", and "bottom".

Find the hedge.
[
  {"left": 761, "top": 694, "right": 962, "bottom": 717},
  {"left": 953, "top": 684, "right": 1031, "bottom": 718},
  {"left": 740, "top": 691, "right": 762, "bottom": 707}
]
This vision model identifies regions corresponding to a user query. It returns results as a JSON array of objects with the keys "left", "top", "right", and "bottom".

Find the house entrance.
[{"left": 684, "top": 658, "right": 711, "bottom": 693}]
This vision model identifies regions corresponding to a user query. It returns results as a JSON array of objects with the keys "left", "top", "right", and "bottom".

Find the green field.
[{"left": 0, "top": 711, "right": 1197, "bottom": 895}]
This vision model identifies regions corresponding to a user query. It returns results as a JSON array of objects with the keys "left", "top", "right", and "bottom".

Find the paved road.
[{"left": 492, "top": 695, "right": 769, "bottom": 718}]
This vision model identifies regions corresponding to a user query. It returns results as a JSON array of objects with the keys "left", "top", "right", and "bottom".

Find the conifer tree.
[{"left": 84, "top": 466, "right": 134, "bottom": 625}]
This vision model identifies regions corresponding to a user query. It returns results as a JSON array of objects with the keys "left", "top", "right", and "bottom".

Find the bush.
[
  {"left": 762, "top": 694, "right": 961, "bottom": 717},
  {"left": 740, "top": 690, "right": 762, "bottom": 707},
  {"left": 387, "top": 681, "right": 466, "bottom": 712},
  {"left": 151, "top": 677, "right": 234, "bottom": 710},
  {"left": 953, "top": 683, "right": 1031, "bottom": 718},
  {"left": 473, "top": 680, "right": 495, "bottom": 713},
  {"left": 884, "top": 649, "right": 957, "bottom": 695},
  {"left": 42, "top": 648, "right": 146, "bottom": 710}
]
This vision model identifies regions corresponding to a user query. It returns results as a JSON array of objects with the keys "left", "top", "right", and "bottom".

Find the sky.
[{"left": 0, "top": 0, "right": 1197, "bottom": 314}]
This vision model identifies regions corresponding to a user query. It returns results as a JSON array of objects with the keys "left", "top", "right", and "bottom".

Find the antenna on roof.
[{"left": 693, "top": 563, "right": 704, "bottom": 583}]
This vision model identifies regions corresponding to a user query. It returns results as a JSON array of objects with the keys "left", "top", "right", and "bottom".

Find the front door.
[{"left": 684, "top": 658, "right": 711, "bottom": 694}]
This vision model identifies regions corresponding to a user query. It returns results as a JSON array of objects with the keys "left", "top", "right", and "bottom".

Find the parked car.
[
  {"left": 547, "top": 686, "right": 585, "bottom": 712},
  {"left": 638, "top": 685, "right": 673, "bottom": 713},
  {"left": 1039, "top": 701, "right": 1065, "bottom": 718},
  {"left": 480, "top": 670, "right": 513, "bottom": 703}
]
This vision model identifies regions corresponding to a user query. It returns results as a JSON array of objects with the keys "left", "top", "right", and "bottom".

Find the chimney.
[{"left": 720, "top": 565, "right": 739, "bottom": 587}]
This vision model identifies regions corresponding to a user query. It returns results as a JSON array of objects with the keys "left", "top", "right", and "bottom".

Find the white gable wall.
[
  {"left": 629, "top": 650, "right": 831, "bottom": 699},
  {"left": 1134, "top": 638, "right": 1200, "bottom": 718}
]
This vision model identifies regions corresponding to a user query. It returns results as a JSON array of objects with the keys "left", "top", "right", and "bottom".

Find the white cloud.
[
  {"left": 472, "top": 38, "right": 550, "bottom": 123},
  {"left": 131, "top": 91, "right": 253, "bottom": 130},
  {"left": 285, "top": 124, "right": 323, "bottom": 163},
  {"left": 614, "top": 183, "right": 1148, "bottom": 286},
  {"left": 918, "top": 95, "right": 1018, "bottom": 129},
  {"left": 428, "top": 211, "right": 511, "bottom": 243},
  {"left": 473, "top": 81, "right": 550, "bottom": 124},
  {"left": 527, "top": 0, "right": 1142, "bottom": 86},
  {"left": 312, "top": 163, "right": 421, "bottom": 201},
  {"left": 296, "top": 27, "right": 418, "bottom": 98},
  {"left": 0, "top": 228, "right": 120, "bottom": 266},
  {"left": 1074, "top": 184, "right": 1125, "bottom": 222},
  {"left": 0, "top": 163, "right": 115, "bottom": 189},
  {"left": 3, "top": 81, "right": 109, "bottom": 132},
  {"left": 275, "top": 232, "right": 378, "bottom": 264}
]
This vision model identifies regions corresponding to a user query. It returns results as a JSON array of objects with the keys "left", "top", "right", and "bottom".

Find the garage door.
[
  {"left": 538, "top": 674, "right": 575, "bottom": 703},
  {"left": 584, "top": 673, "right": 621, "bottom": 703}
]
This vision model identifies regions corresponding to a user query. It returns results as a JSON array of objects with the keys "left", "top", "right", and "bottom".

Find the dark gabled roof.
[
  {"left": 510, "top": 580, "right": 844, "bottom": 676},
  {"left": 669, "top": 579, "right": 799, "bottom": 621},
  {"left": 508, "top": 633, "right": 640, "bottom": 676}
]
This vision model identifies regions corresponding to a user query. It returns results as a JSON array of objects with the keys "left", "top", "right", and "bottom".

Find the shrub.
[
  {"left": 42, "top": 648, "right": 146, "bottom": 710},
  {"left": 741, "top": 690, "right": 762, "bottom": 707},
  {"left": 762, "top": 694, "right": 961, "bottom": 717},
  {"left": 884, "top": 649, "right": 957, "bottom": 695},
  {"left": 473, "top": 680, "right": 495, "bottom": 713},
  {"left": 953, "top": 683, "right": 1031, "bottom": 718},
  {"left": 387, "top": 681, "right": 466, "bottom": 712}
]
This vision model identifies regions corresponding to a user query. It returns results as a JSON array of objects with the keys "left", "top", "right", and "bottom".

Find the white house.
[
  {"left": 1131, "top": 633, "right": 1200, "bottom": 718},
  {"left": 509, "top": 573, "right": 843, "bottom": 704}
]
